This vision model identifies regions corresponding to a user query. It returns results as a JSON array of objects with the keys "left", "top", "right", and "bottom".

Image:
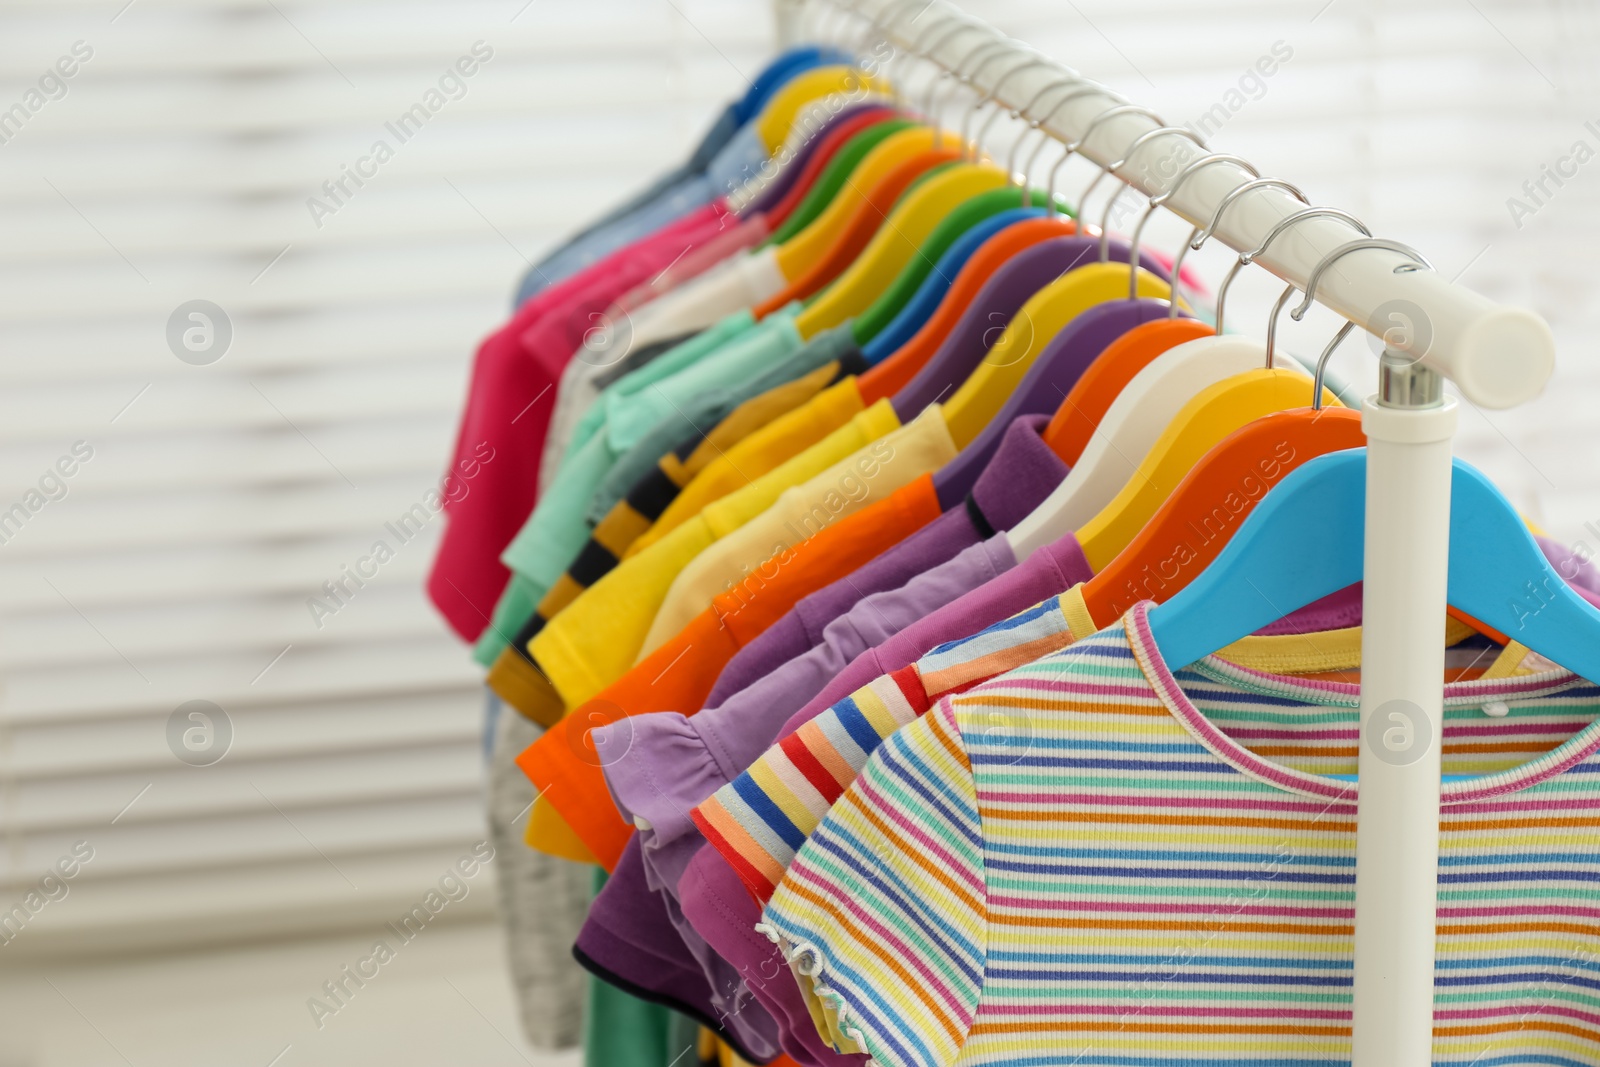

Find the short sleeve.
[
  {"left": 757, "top": 699, "right": 986, "bottom": 1067},
  {"left": 693, "top": 665, "right": 931, "bottom": 901}
]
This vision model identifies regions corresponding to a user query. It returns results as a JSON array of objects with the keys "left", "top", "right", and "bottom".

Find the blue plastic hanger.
[
  {"left": 862, "top": 208, "right": 1047, "bottom": 365},
  {"left": 1146, "top": 449, "right": 1600, "bottom": 781}
]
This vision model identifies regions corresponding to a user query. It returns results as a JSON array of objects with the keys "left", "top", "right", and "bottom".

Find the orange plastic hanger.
[
  {"left": 771, "top": 125, "right": 944, "bottom": 281},
  {"left": 762, "top": 107, "right": 902, "bottom": 231},
  {"left": 1045, "top": 318, "right": 1215, "bottom": 463},
  {"left": 1079, "top": 407, "right": 1367, "bottom": 624},
  {"left": 858, "top": 214, "right": 1078, "bottom": 404},
  {"left": 752, "top": 146, "right": 962, "bottom": 318}
]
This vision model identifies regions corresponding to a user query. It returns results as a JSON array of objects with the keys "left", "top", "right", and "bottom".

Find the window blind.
[
  {"left": 0, "top": 0, "right": 770, "bottom": 957},
  {"left": 3, "top": 0, "right": 1592, "bottom": 958}
]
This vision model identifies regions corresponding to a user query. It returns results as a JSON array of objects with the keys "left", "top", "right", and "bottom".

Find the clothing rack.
[{"left": 788, "top": 2, "right": 1558, "bottom": 1063}]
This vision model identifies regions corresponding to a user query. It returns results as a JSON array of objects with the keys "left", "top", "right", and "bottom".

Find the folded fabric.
[
  {"left": 540, "top": 328, "right": 700, "bottom": 497},
  {"left": 707, "top": 415, "right": 1065, "bottom": 707},
  {"left": 626, "top": 378, "right": 870, "bottom": 558},
  {"left": 529, "top": 398, "right": 919, "bottom": 714},
  {"left": 506, "top": 382, "right": 893, "bottom": 723},
  {"left": 518, "top": 477, "right": 944, "bottom": 867},
  {"left": 430, "top": 201, "right": 742, "bottom": 642},
  {"left": 639, "top": 405, "right": 959, "bottom": 657},
  {"left": 599, "top": 415, "right": 1072, "bottom": 894},
  {"left": 578, "top": 839, "right": 783, "bottom": 1064},
  {"left": 528, "top": 326, "right": 860, "bottom": 635},
  {"left": 477, "top": 307, "right": 807, "bottom": 664},
  {"left": 587, "top": 327, "right": 866, "bottom": 529},
  {"left": 488, "top": 360, "right": 859, "bottom": 724},
  {"left": 679, "top": 844, "right": 866, "bottom": 1067}
]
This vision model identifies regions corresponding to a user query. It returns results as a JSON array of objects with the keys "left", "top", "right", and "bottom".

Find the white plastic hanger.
[
  {"left": 1005, "top": 335, "right": 1269, "bottom": 559},
  {"left": 1006, "top": 169, "right": 1320, "bottom": 560}
]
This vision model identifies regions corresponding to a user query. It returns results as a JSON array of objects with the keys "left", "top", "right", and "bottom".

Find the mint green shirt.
[{"left": 473, "top": 305, "right": 804, "bottom": 664}]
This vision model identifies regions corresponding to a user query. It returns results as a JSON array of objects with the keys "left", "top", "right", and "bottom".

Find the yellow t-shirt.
[
  {"left": 639, "top": 404, "right": 960, "bottom": 656},
  {"left": 530, "top": 397, "right": 905, "bottom": 713},
  {"left": 626, "top": 376, "right": 868, "bottom": 557}
]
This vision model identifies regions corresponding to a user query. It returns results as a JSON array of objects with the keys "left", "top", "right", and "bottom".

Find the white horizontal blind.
[
  {"left": 0, "top": 0, "right": 769, "bottom": 956},
  {"left": 6, "top": 0, "right": 1595, "bottom": 959},
  {"left": 938, "top": 0, "right": 1600, "bottom": 540}
]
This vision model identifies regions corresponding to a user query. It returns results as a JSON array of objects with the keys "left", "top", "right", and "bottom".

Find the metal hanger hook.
[
  {"left": 1190, "top": 176, "right": 1310, "bottom": 251},
  {"left": 1003, "top": 76, "right": 1082, "bottom": 185},
  {"left": 929, "top": 40, "right": 1012, "bottom": 147},
  {"left": 1022, "top": 84, "right": 1121, "bottom": 212},
  {"left": 969, "top": 56, "right": 1056, "bottom": 165},
  {"left": 1290, "top": 237, "right": 1435, "bottom": 321},
  {"left": 1073, "top": 108, "right": 1166, "bottom": 217},
  {"left": 947, "top": 44, "right": 1025, "bottom": 157},
  {"left": 1263, "top": 284, "right": 1299, "bottom": 375},
  {"left": 1090, "top": 126, "right": 1205, "bottom": 264},
  {"left": 1141, "top": 153, "right": 1260, "bottom": 311},
  {"left": 1048, "top": 103, "right": 1163, "bottom": 226},
  {"left": 1215, "top": 207, "right": 1369, "bottom": 344},
  {"left": 914, "top": 19, "right": 986, "bottom": 123},
  {"left": 1311, "top": 321, "right": 1358, "bottom": 410},
  {"left": 1123, "top": 151, "right": 1251, "bottom": 303}
]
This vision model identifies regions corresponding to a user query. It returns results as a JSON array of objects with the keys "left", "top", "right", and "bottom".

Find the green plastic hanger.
[
  {"left": 794, "top": 162, "right": 1010, "bottom": 338},
  {"left": 762, "top": 118, "right": 916, "bottom": 246},
  {"left": 849, "top": 184, "right": 1069, "bottom": 344}
]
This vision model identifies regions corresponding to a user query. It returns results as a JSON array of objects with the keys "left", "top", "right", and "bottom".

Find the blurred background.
[{"left": 0, "top": 0, "right": 1595, "bottom": 1063}]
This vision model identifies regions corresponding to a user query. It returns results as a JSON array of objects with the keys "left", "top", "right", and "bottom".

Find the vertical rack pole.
[{"left": 1352, "top": 353, "right": 1458, "bottom": 1065}]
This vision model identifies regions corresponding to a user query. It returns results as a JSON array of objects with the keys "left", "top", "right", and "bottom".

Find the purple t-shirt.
[
  {"left": 783, "top": 527, "right": 1098, "bottom": 737},
  {"left": 679, "top": 841, "right": 866, "bottom": 1067},
  {"left": 609, "top": 535, "right": 1013, "bottom": 878},
  {"left": 578, "top": 837, "right": 785, "bottom": 1063},
  {"left": 597, "top": 417, "right": 1067, "bottom": 885},
  {"left": 579, "top": 417, "right": 1069, "bottom": 1059},
  {"left": 703, "top": 414, "right": 1069, "bottom": 706}
]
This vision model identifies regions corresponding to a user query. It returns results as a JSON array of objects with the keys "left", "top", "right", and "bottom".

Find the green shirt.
[{"left": 473, "top": 306, "right": 803, "bottom": 664}]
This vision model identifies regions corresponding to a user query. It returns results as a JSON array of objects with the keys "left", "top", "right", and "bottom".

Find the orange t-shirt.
[{"left": 516, "top": 474, "right": 943, "bottom": 869}]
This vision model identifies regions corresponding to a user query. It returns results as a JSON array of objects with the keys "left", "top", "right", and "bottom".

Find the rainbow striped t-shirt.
[
  {"left": 758, "top": 601, "right": 1600, "bottom": 1067},
  {"left": 693, "top": 585, "right": 1477, "bottom": 904}
]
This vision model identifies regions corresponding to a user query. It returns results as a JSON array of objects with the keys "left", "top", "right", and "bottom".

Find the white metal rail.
[{"left": 791, "top": 2, "right": 1556, "bottom": 1063}]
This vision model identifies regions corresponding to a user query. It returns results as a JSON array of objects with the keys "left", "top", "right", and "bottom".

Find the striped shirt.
[
  {"left": 486, "top": 358, "right": 855, "bottom": 725},
  {"left": 757, "top": 600, "right": 1600, "bottom": 1067},
  {"left": 694, "top": 587, "right": 1483, "bottom": 904}
]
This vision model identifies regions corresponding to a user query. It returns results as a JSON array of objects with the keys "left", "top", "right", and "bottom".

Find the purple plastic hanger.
[
  {"left": 741, "top": 103, "right": 899, "bottom": 217},
  {"left": 933, "top": 298, "right": 1186, "bottom": 508},
  {"left": 891, "top": 235, "right": 1167, "bottom": 423}
]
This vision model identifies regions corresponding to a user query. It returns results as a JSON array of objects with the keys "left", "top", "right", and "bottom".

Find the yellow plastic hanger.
[
  {"left": 755, "top": 66, "right": 891, "bottom": 153},
  {"left": 794, "top": 163, "right": 1009, "bottom": 338},
  {"left": 1074, "top": 367, "right": 1341, "bottom": 570},
  {"left": 773, "top": 125, "right": 945, "bottom": 280},
  {"left": 941, "top": 263, "right": 1174, "bottom": 447}
]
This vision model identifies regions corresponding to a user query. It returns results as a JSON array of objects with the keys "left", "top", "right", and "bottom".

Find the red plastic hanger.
[
  {"left": 761, "top": 106, "right": 901, "bottom": 230},
  {"left": 752, "top": 147, "right": 962, "bottom": 319},
  {"left": 1045, "top": 318, "right": 1214, "bottom": 463}
]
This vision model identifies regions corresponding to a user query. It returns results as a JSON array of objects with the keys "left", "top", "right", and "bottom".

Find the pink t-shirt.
[{"left": 428, "top": 200, "right": 736, "bottom": 641}]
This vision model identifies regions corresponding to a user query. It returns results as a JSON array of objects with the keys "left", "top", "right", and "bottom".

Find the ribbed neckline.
[{"left": 1121, "top": 600, "right": 1600, "bottom": 804}]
